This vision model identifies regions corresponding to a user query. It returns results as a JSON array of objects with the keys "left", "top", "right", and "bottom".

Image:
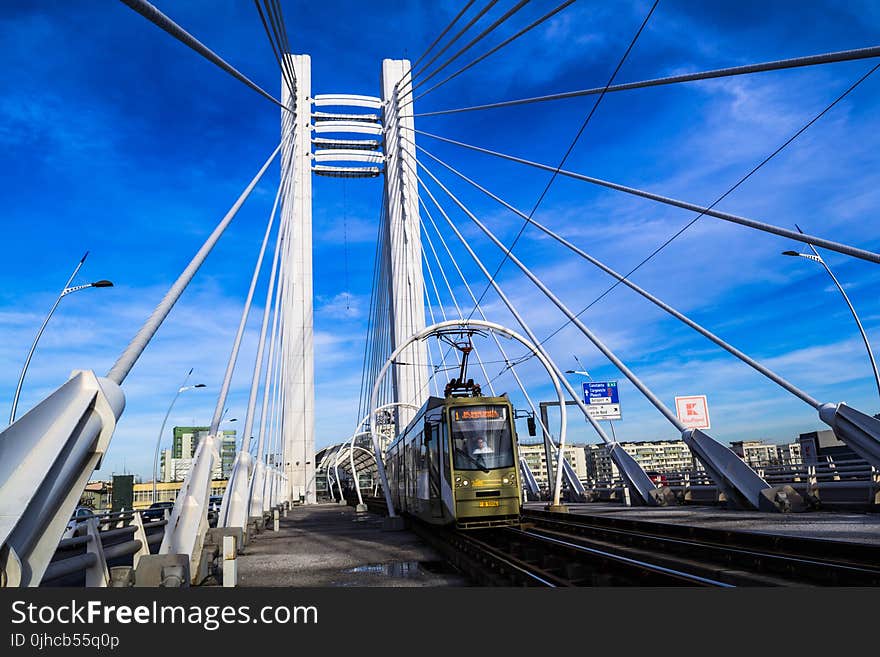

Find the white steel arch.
[{"left": 369, "top": 319, "right": 569, "bottom": 517}]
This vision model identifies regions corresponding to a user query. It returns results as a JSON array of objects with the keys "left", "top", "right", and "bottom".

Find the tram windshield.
[{"left": 450, "top": 405, "right": 514, "bottom": 471}]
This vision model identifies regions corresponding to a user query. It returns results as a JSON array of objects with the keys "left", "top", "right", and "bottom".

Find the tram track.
[
  {"left": 521, "top": 509, "right": 880, "bottom": 586},
  {"left": 355, "top": 497, "right": 880, "bottom": 586}
]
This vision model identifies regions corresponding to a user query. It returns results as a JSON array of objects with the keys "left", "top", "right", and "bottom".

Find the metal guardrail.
[
  {"left": 41, "top": 508, "right": 168, "bottom": 586},
  {"left": 575, "top": 458, "right": 880, "bottom": 509}
]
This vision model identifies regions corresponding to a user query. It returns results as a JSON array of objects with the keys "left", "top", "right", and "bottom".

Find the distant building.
[
  {"left": 169, "top": 426, "right": 236, "bottom": 479},
  {"left": 778, "top": 441, "right": 802, "bottom": 465},
  {"left": 133, "top": 479, "right": 228, "bottom": 509},
  {"left": 799, "top": 429, "right": 864, "bottom": 465},
  {"left": 730, "top": 440, "right": 782, "bottom": 468},
  {"left": 79, "top": 480, "right": 112, "bottom": 511},
  {"left": 161, "top": 454, "right": 223, "bottom": 482},
  {"left": 585, "top": 440, "right": 699, "bottom": 482},
  {"left": 519, "top": 443, "right": 587, "bottom": 489},
  {"left": 172, "top": 426, "right": 210, "bottom": 458}
]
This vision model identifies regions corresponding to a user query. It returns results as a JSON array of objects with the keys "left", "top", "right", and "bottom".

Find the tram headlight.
[
  {"left": 461, "top": 479, "right": 470, "bottom": 487},
  {"left": 502, "top": 477, "right": 510, "bottom": 485}
]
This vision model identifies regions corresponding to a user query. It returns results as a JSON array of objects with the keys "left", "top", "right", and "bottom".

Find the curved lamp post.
[
  {"left": 783, "top": 231, "right": 880, "bottom": 403},
  {"left": 9, "top": 251, "right": 113, "bottom": 424},
  {"left": 151, "top": 370, "right": 206, "bottom": 503}
]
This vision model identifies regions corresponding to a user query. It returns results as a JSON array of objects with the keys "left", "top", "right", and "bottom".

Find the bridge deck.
[
  {"left": 527, "top": 502, "right": 880, "bottom": 545},
  {"left": 236, "top": 503, "right": 468, "bottom": 586}
]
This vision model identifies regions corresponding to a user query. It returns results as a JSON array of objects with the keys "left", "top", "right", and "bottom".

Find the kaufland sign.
[{"left": 674, "top": 395, "right": 711, "bottom": 430}]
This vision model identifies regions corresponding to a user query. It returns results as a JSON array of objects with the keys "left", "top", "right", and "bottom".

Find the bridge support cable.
[
  {"left": 410, "top": 0, "right": 500, "bottom": 81},
  {"left": 420, "top": 238, "right": 466, "bottom": 377},
  {"left": 162, "top": 159, "right": 293, "bottom": 572},
  {"left": 249, "top": 234, "right": 286, "bottom": 519},
  {"left": 414, "top": 129, "right": 880, "bottom": 265},
  {"left": 363, "top": 205, "right": 394, "bottom": 415},
  {"left": 409, "top": 0, "right": 530, "bottom": 95},
  {"left": 420, "top": 199, "right": 549, "bottom": 433},
  {"left": 258, "top": 186, "right": 291, "bottom": 513},
  {"left": 418, "top": 161, "right": 802, "bottom": 512},
  {"left": 220, "top": 170, "right": 293, "bottom": 530},
  {"left": 117, "top": 0, "right": 291, "bottom": 113},
  {"left": 415, "top": 44, "right": 880, "bottom": 117},
  {"left": 406, "top": 0, "right": 577, "bottom": 108},
  {"left": 254, "top": 0, "right": 297, "bottom": 101},
  {"left": 421, "top": 270, "right": 455, "bottom": 395},
  {"left": 421, "top": 236, "right": 495, "bottom": 400},
  {"left": 357, "top": 199, "right": 387, "bottom": 420},
  {"left": 416, "top": 179, "right": 665, "bottom": 508},
  {"left": 108, "top": 143, "right": 283, "bottom": 385},
  {"left": 358, "top": 206, "right": 385, "bottom": 418},
  {"left": 422, "top": 304, "right": 441, "bottom": 398},
  {"left": 0, "top": 141, "right": 283, "bottom": 587},
  {"left": 262, "top": 0, "right": 299, "bottom": 96},
  {"left": 210, "top": 156, "right": 291, "bottom": 436},
  {"left": 482, "top": 59, "right": 880, "bottom": 349},
  {"left": 453, "top": 1, "right": 660, "bottom": 325},
  {"left": 417, "top": 147, "right": 826, "bottom": 407},
  {"left": 419, "top": 149, "right": 880, "bottom": 477},
  {"left": 410, "top": 1, "right": 477, "bottom": 73},
  {"left": 419, "top": 198, "right": 581, "bottom": 499},
  {"left": 420, "top": 213, "right": 496, "bottom": 396}
]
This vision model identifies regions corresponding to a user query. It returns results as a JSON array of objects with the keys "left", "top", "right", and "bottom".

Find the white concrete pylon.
[
  {"left": 281, "top": 54, "right": 316, "bottom": 504},
  {"left": 381, "top": 59, "right": 428, "bottom": 432},
  {"left": 159, "top": 433, "right": 220, "bottom": 582}
]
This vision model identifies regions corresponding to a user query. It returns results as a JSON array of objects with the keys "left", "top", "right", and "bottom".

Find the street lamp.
[
  {"left": 152, "top": 369, "right": 206, "bottom": 504},
  {"left": 10, "top": 251, "right": 114, "bottom": 424},
  {"left": 782, "top": 225, "right": 880, "bottom": 403}
]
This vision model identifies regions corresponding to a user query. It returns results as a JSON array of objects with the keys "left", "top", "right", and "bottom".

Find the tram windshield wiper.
[{"left": 454, "top": 446, "right": 490, "bottom": 473}]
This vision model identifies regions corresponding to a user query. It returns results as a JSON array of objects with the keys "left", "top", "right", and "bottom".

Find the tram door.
[{"left": 425, "top": 420, "right": 443, "bottom": 518}]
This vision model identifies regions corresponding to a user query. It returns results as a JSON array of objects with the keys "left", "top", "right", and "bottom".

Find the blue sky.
[{"left": 1, "top": 1, "right": 879, "bottom": 480}]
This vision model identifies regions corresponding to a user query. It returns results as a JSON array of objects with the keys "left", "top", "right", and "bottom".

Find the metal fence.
[
  {"left": 576, "top": 458, "right": 880, "bottom": 510},
  {"left": 42, "top": 509, "right": 169, "bottom": 586}
]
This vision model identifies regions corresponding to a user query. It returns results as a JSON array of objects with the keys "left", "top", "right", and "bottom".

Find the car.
[
  {"left": 646, "top": 471, "right": 668, "bottom": 486},
  {"left": 142, "top": 501, "right": 174, "bottom": 522},
  {"left": 63, "top": 506, "right": 96, "bottom": 537}
]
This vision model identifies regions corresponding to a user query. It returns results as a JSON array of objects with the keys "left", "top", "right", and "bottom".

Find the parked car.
[{"left": 142, "top": 501, "right": 173, "bottom": 522}]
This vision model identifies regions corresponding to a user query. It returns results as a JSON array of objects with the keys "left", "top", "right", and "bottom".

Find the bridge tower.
[
  {"left": 280, "top": 57, "right": 427, "bottom": 502},
  {"left": 380, "top": 60, "right": 428, "bottom": 431},
  {"left": 281, "top": 54, "right": 315, "bottom": 504}
]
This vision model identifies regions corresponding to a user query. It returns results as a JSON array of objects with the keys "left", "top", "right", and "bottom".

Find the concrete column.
[
  {"left": 381, "top": 59, "right": 428, "bottom": 431},
  {"left": 281, "top": 54, "right": 316, "bottom": 504}
]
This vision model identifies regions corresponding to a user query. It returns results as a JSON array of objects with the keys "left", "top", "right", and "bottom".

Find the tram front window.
[{"left": 450, "top": 405, "right": 514, "bottom": 471}]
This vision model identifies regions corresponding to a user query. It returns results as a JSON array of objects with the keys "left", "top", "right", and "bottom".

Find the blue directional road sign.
[{"left": 581, "top": 381, "right": 621, "bottom": 420}]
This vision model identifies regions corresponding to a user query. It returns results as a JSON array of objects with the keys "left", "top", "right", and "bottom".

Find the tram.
[{"left": 385, "top": 392, "right": 522, "bottom": 529}]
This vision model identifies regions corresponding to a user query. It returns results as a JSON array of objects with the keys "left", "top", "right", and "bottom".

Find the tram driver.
[{"left": 472, "top": 436, "right": 494, "bottom": 455}]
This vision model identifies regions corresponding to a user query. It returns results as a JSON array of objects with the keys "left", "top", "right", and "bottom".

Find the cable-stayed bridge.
[{"left": 2, "top": 0, "right": 880, "bottom": 587}]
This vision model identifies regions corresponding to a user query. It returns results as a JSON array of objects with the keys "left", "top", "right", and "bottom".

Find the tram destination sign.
[{"left": 581, "top": 381, "right": 621, "bottom": 421}]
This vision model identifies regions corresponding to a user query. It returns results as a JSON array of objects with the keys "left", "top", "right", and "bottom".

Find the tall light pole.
[
  {"left": 152, "top": 369, "right": 206, "bottom": 504},
  {"left": 9, "top": 251, "right": 113, "bottom": 424},
  {"left": 783, "top": 225, "right": 880, "bottom": 404}
]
